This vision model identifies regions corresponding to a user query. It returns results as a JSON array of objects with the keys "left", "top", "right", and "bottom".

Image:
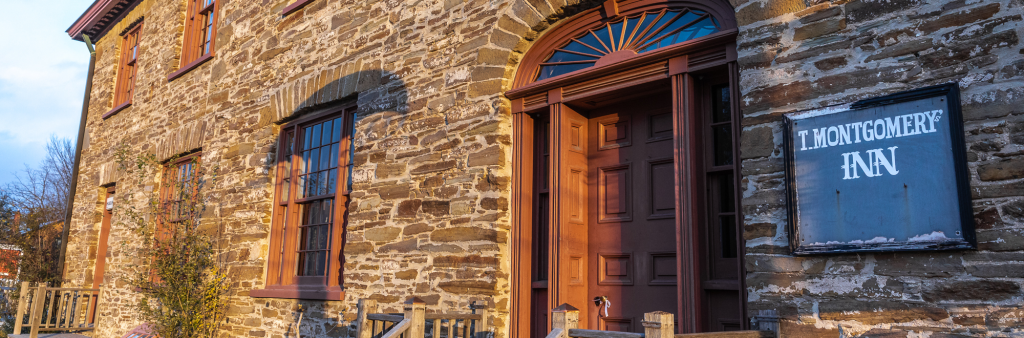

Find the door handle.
[{"left": 594, "top": 296, "right": 610, "bottom": 317}]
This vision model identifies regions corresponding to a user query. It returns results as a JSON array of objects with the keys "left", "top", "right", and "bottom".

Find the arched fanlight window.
[{"left": 536, "top": 8, "right": 721, "bottom": 81}]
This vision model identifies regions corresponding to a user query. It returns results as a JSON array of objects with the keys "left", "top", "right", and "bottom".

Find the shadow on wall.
[{"left": 264, "top": 68, "right": 409, "bottom": 288}]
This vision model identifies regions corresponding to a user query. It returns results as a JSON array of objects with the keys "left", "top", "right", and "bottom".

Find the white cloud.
[{"left": 0, "top": 0, "right": 94, "bottom": 183}]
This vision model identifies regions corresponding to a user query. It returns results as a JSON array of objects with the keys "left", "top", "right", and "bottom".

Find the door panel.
[
  {"left": 585, "top": 94, "right": 676, "bottom": 332},
  {"left": 551, "top": 103, "right": 590, "bottom": 329}
]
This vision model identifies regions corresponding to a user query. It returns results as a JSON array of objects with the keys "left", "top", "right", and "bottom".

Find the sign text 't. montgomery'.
[{"left": 794, "top": 109, "right": 945, "bottom": 180}]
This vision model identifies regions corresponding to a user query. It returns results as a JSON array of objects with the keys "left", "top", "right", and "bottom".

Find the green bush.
[{"left": 116, "top": 149, "right": 228, "bottom": 338}]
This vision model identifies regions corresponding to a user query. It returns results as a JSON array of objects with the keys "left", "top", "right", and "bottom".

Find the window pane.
[
  {"left": 609, "top": 21, "right": 624, "bottom": 50},
  {"left": 327, "top": 169, "right": 337, "bottom": 194},
  {"left": 320, "top": 146, "right": 332, "bottom": 172},
  {"left": 300, "top": 150, "right": 310, "bottom": 174},
  {"left": 329, "top": 143, "right": 339, "bottom": 169},
  {"left": 309, "top": 147, "right": 320, "bottom": 173},
  {"left": 537, "top": 63, "right": 596, "bottom": 81},
  {"left": 281, "top": 178, "right": 290, "bottom": 203},
  {"left": 320, "top": 226, "right": 331, "bottom": 252},
  {"left": 323, "top": 199, "right": 333, "bottom": 224},
  {"left": 712, "top": 85, "right": 730, "bottom": 123},
  {"left": 307, "top": 172, "right": 318, "bottom": 197},
  {"left": 713, "top": 125, "right": 733, "bottom": 166},
  {"left": 321, "top": 119, "right": 333, "bottom": 146},
  {"left": 311, "top": 124, "right": 322, "bottom": 148},
  {"left": 332, "top": 117, "right": 343, "bottom": 143},
  {"left": 576, "top": 32, "right": 606, "bottom": 54},
  {"left": 547, "top": 51, "right": 599, "bottom": 63},
  {"left": 621, "top": 17, "right": 638, "bottom": 46},
  {"left": 304, "top": 127, "right": 313, "bottom": 150},
  {"left": 719, "top": 215, "right": 737, "bottom": 258},
  {"left": 297, "top": 199, "right": 333, "bottom": 276},
  {"left": 318, "top": 171, "right": 329, "bottom": 196},
  {"left": 562, "top": 41, "right": 600, "bottom": 56},
  {"left": 317, "top": 251, "right": 327, "bottom": 276},
  {"left": 283, "top": 131, "right": 294, "bottom": 156},
  {"left": 718, "top": 172, "right": 735, "bottom": 213}
]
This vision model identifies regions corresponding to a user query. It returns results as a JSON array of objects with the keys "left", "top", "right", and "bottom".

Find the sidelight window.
[{"left": 705, "top": 83, "right": 739, "bottom": 271}]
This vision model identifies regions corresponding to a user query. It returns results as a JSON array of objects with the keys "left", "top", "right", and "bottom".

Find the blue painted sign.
[{"left": 784, "top": 84, "right": 975, "bottom": 254}]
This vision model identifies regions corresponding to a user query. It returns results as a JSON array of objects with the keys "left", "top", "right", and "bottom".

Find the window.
[
  {"left": 107, "top": 23, "right": 142, "bottom": 118},
  {"left": 169, "top": 0, "right": 217, "bottom": 81},
  {"left": 706, "top": 83, "right": 737, "bottom": 260},
  {"left": 282, "top": 0, "right": 315, "bottom": 15},
  {"left": 251, "top": 106, "right": 356, "bottom": 300},
  {"left": 536, "top": 9, "right": 721, "bottom": 81},
  {"left": 160, "top": 154, "right": 200, "bottom": 231}
]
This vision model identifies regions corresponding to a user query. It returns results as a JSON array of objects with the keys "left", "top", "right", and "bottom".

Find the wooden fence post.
[
  {"left": 14, "top": 281, "right": 30, "bottom": 334},
  {"left": 552, "top": 303, "right": 579, "bottom": 329},
  {"left": 356, "top": 299, "right": 378, "bottom": 338},
  {"left": 642, "top": 311, "right": 674, "bottom": 338},
  {"left": 29, "top": 283, "right": 47, "bottom": 338},
  {"left": 473, "top": 301, "right": 489, "bottom": 338},
  {"left": 405, "top": 297, "right": 426, "bottom": 338}
]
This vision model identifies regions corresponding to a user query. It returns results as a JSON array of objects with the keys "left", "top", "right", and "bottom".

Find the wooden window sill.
[
  {"left": 282, "top": 0, "right": 314, "bottom": 15},
  {"left": 103, "top": 102, "right": 131, "bottom": 119},
  {"left": 167, "top": 54, "right": 214, "bottom": 82},
  {"left": 250, "top": 285, "right": 344, "bottom": 300}
]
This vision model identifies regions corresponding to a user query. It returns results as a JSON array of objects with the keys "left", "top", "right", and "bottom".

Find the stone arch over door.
[{"left": 502, "top": 0, "right": 743, "bottom": 336}]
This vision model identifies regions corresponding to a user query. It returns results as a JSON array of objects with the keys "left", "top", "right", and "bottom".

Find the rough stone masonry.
[
  {"left": 59, "top": 0, "right": 1024, "bottom": 337},
  {"left": 736, "top": 0, "right": 1024, "bottom": 336}
]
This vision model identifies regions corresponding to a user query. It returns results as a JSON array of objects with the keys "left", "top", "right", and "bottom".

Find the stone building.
[{"left": 61, "top": 0, "right": 1024, "bottom": 336}]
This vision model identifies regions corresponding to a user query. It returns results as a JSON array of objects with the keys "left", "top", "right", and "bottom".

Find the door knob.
[{"left": 594, "top": 296, "right": 611, "bottom": 317}]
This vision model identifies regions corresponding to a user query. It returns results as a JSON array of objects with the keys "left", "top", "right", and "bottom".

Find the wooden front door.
[{"left": 583, "top": 93, "right": 677, "bottom": 332}]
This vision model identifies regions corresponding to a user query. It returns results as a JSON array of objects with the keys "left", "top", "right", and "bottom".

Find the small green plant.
[{"left": 115, "top": 145, "right": 228, "bottom": 338}]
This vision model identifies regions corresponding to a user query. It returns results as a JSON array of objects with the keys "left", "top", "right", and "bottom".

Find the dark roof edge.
[{"left": 66, "top": 0, "right": 141, "bottom": 41}]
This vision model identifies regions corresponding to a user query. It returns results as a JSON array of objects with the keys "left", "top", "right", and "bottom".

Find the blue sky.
[{"left": 0, "top": 0, "right": 94, "bottom": 185}]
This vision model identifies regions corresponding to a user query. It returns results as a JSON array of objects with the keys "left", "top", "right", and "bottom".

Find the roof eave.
[{"left": 66, "top": 0, "right": 128, "bottom": 41}]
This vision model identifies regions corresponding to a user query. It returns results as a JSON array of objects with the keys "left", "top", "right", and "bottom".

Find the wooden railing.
[
  {"left": 546, "top": 304, "right": 774, "bottom": 338},
  {"left": 14, "top": 282, "right": 101, "bottom": 338},
  {"left": 356, "top": 298, "right": 488, "bottom": 338}
]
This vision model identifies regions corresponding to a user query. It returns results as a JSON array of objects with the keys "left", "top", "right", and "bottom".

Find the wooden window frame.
[
  {"left": 106, "top": 23, "right": 143, "bottom": 119},
  {"left": 168, "top": 0, "right": 218, "bottom": 81},
  {"left": 282, "top": 0, "right": 315, "bottom": 15},
  {"left": 160, "top": 153, "right": 202, "bottom": 228},
  {"left": 250, "top": 105, "right": 356, "bottom": 301},
  {"left": 151, "top": 153, "right": 201, "bottom": 283}
]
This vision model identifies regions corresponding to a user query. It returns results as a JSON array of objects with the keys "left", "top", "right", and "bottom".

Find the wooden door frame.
[
  {"left": 508, "top": 26, "right": 743, "bottom": 338},
  {"left": 93, "top": 186, "right": 116, "bottom": 289}
]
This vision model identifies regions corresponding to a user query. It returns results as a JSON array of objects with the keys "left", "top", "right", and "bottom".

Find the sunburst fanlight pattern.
[{"left": 536, "top": 9, "right": 721, "bottom": 81}]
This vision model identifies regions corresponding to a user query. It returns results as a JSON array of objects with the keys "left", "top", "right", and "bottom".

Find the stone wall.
[
  {"left": 61, "top": 0, "right": 612, "bottom": 337},
  {"left": 62, "top": 0, "right": 1024, "bottom": 336},
  {"left": 734, "top": 0, "right": 1024, "bottom": 336}
]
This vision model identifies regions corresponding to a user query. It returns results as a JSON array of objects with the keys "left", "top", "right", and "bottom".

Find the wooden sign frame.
[{"left": 783, "top": 83, "right": 976, "bottom": 255}]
